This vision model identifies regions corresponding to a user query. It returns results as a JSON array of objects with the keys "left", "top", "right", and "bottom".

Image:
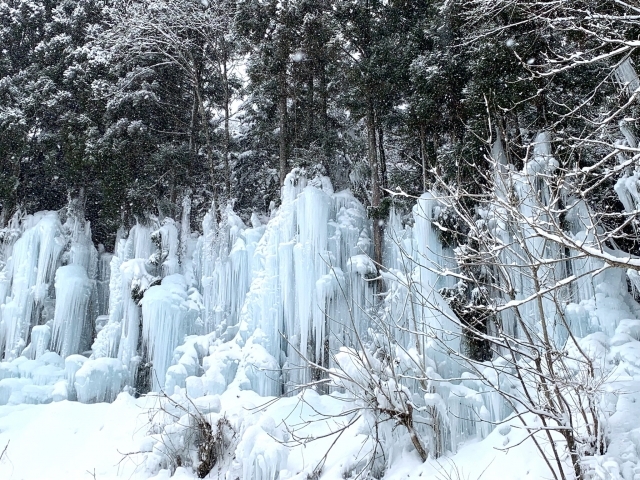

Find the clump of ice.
[
  {"left": 235, "top": 416, "right": 288, "bottom": 480},
  {"left": 75, "top": 357, "right": 128, "bottom": 403}
]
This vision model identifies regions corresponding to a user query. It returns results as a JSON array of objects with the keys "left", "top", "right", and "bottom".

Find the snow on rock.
[{"left": 347, "top": 254, "right": 376, "bottom": 276}]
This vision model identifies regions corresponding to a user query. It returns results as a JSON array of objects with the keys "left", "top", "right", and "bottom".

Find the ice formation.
[
  {"left": 615, "top": 57, "right": 640, "bottom": 97},
  {"left": 51, "top": 265, "right": 93, "bottom": 359},
  {"left": 0, "top": 140, "right": 639, "bottom": 478},
  {"left": 140, "top": 274, "right": 199, "bottom": 391},
  {"left": 0, "top": 212, "right": 66, "bottom": 360}
]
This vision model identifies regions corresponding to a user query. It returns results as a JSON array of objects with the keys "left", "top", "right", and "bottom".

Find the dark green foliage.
[
  {"left": 0, "top": 0, "right": 637, "bottom": 260},
  {"left": 440, "top": 283, "right": 493, "bottom": 362}
]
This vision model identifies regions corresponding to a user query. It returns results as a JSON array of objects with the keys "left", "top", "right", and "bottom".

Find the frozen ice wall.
[
  {"left": 0, "top": 212, "right": 66, "bottom": 360},
  {"left": 0, "top": 173, "right": 461, "bottom": 418},
  {"left": 425, "top": 128, "right": 640, "bottom": 453},
  {"left": 0, "top": 205, "right": 109, "bottom": 405},
  {"left": 482, "top": 131, "right": 603, "bottom": 343},
  {"left": 88, "top": 218, "right": 196, "bottom": 396},
  {"left": 4, "top": 161, "right": 635, "bottom": 469},
  {"left": 3, "top": 157, "right": 638, "bottom": 478},
  {"left": 51, "top": 265, "right": 93, "bottom": 358},
  {"left": 383, "top": 193, "right": 462, "bottom": 377},
  {"left": 77, "top": 169, "right": 376, "bottom": 399},
  {"left": 382, "top": 193, "right": 503, "bottom": 454},
  {"left": 220, "top": 169, "right": 373, "bottom": 394},
  {"left": 141, "top": 274, "right": 199, "bottom": 391}
]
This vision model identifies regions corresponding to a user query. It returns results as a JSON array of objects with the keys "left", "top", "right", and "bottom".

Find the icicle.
[
  {"left": 491, "top": 130, "right": 510, "bottom": 201},
  {"left": 140, "top": 274, "right": 198, "bottom": 391},
  {"left": 412, "top": 193, "right": 461, "bottom": 379},
  {"left": 180, "top": 195, "right": 191, "bottom": 264},
  {"left": 615, "top": 57, "right": 640, "bottom": 97},
  {"left": 628, "top": 269, "right": 640, "bottom": 296},
  {"left": 506, "top": 132, "right": 563, "bottom": 337},
  {"left": 127, "top": 222, "right": 155, "bottom": 261},
  {"left": 620, "top": 119, "right": 638, "bottom": 149},
  {"left": 91, "top": 240, "right": 126, "bottom": 360},
  {"left": 614, "top": 171, "right": 640, "bottom": 213},
  {"left": 152, "top": 219, "right": 180, "bottom": 276},
  {"left": 1, "top": 212, "right": 65, "bottom": 360},
  {"left": 199, "top": 201, "right": 253, "bottom": 337},
  {"left": 96, "top": 247, "right": 112, "bottom": 316},
  {"left": 117, "top": 258, "right": 154, "bottom": 372},
  {"left": 51, "top": 265, "right": 93, "bottom": 358}
]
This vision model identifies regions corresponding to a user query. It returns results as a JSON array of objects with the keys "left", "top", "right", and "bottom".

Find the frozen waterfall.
[{"left": 0, "top": 158, "right": 637, "bottom": 466}]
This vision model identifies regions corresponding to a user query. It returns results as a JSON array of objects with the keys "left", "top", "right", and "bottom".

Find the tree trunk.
[
  {"left": 320, "top": 64, "right": 328, "bottom": 132},
  {"left": 367, "top": 105, "right": 383, "bottom": 285},
  {"left": 169, "top": 175, "right": 177, "bottom": 209},
  {"left": 194, "top": 76, "right": 217, "bottom": 219},
  {"left": 405, "top": 404, "right": 429, "bottom": 462},
  {"left": 188, "top": 86, "right": 198, "bottom": 155},
  {"left": 307, "top": 70, "right": 314, "bottom": 148},
  {"left": 420, "top": 125, "right": 427, "bottom": 191},
  {"left": 377, "top": 124, "right": 387, "bottom": 192},
  {"left": 222, "top": 39, "right": 231, "bottom": 198},
  {"left": 279, "top": 67, "right": 288, "bottom": 187}
]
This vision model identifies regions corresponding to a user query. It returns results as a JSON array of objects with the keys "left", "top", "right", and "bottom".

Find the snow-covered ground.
[
  {"left": 5, "top": 321, "right": 640, "bottom": 480},
  {"left": 0, "top": 389, "right": 556, "bottom": 480},
  {"left": 5, "top": 317, "right": 640, "bottom": 480},
  {"left": 0, "top": 394, "right": 148, "bottom": 480}
]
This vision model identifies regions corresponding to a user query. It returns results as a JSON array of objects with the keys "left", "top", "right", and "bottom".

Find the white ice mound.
[
  {"left": 75, "top": 357, "right": 127, "bottom": 403},
  {"left": 236, "top": 416, "right": 288, "bottom": 480}
]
